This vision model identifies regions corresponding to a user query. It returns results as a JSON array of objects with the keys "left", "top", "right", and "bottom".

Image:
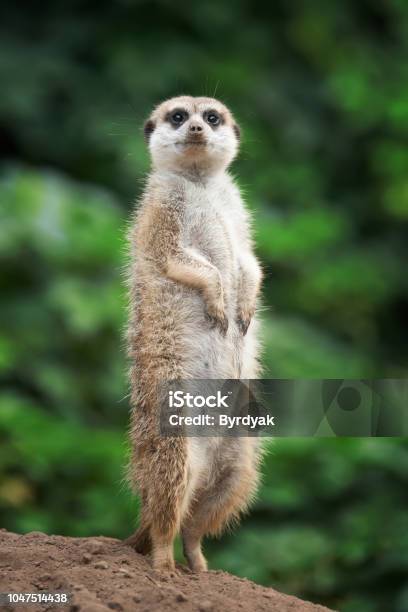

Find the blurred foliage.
[
  {"left": 0, "top": 2, "right": 408, "bottom": 611},
  {"left": 0, "top": 393, "right": 134, "bottom": 536}
]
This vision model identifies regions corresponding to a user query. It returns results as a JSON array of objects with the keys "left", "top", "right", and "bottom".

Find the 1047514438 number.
[{"left": 0, "top": 592, "right": 71, "bottom": 605}]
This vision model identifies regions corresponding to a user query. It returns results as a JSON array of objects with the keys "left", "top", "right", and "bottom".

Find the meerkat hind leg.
[
  {"left": 149, "top": 499, "right": 182, "bottom": 572},
  {"left": 182, "top": 531, "right": 208, "bottom": 573},
  {"left": 140, "top": 438, "right": 188, "bottom": 572},
  {"left": 182, "top": 463, "right": 256, "bottom": 572},
  {"left": 151, "top": 531, "right": 176, "bottom": 572}
]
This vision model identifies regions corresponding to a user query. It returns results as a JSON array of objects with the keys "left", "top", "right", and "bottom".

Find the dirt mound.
[{"left": 0, "top": 529, "right": 333, "bottom": 612}]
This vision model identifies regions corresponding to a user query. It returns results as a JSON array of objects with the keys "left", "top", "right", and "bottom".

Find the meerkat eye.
[
  {"left": 206, "top": 112, "right": 220, "bottom": 126},
  {"left": 170, "top": 110, "right": 187, "bottom": 126}
]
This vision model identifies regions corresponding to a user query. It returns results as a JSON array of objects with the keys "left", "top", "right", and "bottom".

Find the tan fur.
[{"left": 126, "top": 96, "right": 263, "bottom": 572}]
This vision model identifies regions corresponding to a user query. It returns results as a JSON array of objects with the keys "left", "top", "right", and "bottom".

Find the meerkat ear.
[
  {"left": 144, "top": 119, "right": 155, "bottom": 143},
  {"left": 233, "top": 123, "right": 241, "bottom": 142}
]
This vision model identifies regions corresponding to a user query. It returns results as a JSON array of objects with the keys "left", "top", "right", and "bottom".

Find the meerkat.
[{"left": 126, "top": 96, "right": 263, "bottom": 573}]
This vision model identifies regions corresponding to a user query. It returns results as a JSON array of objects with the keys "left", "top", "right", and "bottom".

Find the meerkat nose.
[{"left": 189, "top": 123, "right": 203, "bottom": 132}]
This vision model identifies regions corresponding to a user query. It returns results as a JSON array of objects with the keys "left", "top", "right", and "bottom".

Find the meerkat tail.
[{"left": 124, "top": 525, "right": 151, "bottom": 555}]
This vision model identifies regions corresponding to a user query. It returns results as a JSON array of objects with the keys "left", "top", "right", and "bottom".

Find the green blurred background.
[{"left": 0, "top": 1, "right": 407, "bottom": 611}]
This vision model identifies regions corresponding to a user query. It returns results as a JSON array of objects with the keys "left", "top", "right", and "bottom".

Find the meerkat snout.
[
  {"left": 144, "top": 95, "right": 240, "bottom": 176},
  {"left": 188, "top": 122, "right": 203, "bottom": 132}
]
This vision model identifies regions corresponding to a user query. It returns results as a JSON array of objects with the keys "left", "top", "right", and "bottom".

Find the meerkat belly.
[
  {"left": 133, "top": 188, "right": 244, "bottom": 379},
  {"left": 179, "top": 189, "right": 242, "bottom": 378}
]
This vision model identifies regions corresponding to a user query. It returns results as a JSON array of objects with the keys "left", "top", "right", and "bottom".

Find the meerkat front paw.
[
  {"left": 236, "top": 306, "right": 255, "bottom": 336},
  {"left": 205, "top": 300, "right": 229, "bottom": 335}
]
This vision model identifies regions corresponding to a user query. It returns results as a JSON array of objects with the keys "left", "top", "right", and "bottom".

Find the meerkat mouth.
[{"left": 178, "top": 138, "right": 207, "bottom": 147}]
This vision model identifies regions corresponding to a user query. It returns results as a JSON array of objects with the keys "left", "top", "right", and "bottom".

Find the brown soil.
[{"left": 0, "top": 529, "right": 333, "bottom": 612}]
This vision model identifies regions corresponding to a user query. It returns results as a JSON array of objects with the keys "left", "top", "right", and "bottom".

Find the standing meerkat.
[{"left": 126, "top": 96, "right": 263, "bottom": 572}]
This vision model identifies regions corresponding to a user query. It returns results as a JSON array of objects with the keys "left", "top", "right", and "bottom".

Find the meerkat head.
[{"left": 144, "top": 96, "right": 240, "bottom": 177}]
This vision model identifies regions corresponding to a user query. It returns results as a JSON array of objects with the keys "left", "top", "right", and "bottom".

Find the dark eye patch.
[
  {"left": 203, "top": 110, "right": 224, "bottom": 128},
  {"left": 165, "top": 108, "right": 189, "bottom": 128}
]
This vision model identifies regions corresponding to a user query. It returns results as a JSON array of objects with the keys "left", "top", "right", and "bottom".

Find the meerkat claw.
[
  {"left": 237, "top": 316, "right": 251, "bottom": 336},
  {"left": 206, "top": 312, "right": 228, "bottom": 335}
]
